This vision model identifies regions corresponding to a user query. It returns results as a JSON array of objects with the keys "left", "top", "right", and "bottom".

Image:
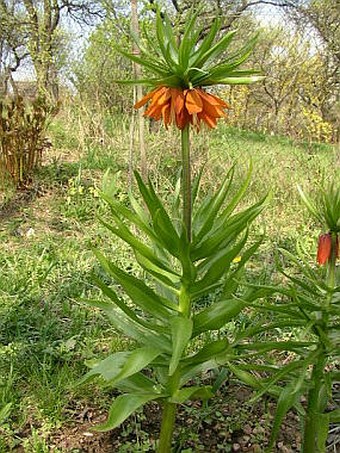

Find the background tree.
[{"left": 0, "top": 0, "right": 102, "bottom": 103}]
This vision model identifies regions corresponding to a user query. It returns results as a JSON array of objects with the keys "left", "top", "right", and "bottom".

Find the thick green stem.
[
  {"left": 158, "top": 401, "right": 177, "bottom": 453},
  {"left": 327, "top": 232, "right": 337, "bottom": 294},
  {"left": 157, "top": 126, "right": 193, "bottom": 452},
  {"left": 181, "top": 126, "right": 191, "bottom": 242},
  {"left": 303, "top": 232, "right": 337, "bottom": 452},
  {"left": 302, "top": 351, "right": 326, "bottom": 453}
]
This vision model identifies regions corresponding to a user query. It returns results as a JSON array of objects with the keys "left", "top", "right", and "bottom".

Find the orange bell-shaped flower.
[
  {"left": 317, "top": 232, "right": 339, "bottom": 265},
  {"left": 134, "top": 86, "right": 229, "bottom": 131}
]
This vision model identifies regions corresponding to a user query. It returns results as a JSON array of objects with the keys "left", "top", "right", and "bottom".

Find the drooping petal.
[
  {"left": 161, "top": 103, "right": 171, "bottom": 128},
  {"left": 134, "top": 87, "right": 162, "bottom": 109},
  {"left": 185, "top": 89, "right": 203, "bottom": 114},
  {"left": 176, "top": 107, "right": 191, "bottom": 129},
  {"left": 197, "top": 88, "right": 230, "bottom": 108},
  {"left": 172, "top": 89, "right": 185, "bottom": 115},
  {"left": 135, "top": 85, "right": 229, "bottom": 130},
  {"left": 201, "top": 99, "right": 227, "bottom": 119},
  {"left": 155, "top": 87, "right": 172, "bottom": 106},
  {"left": 198, "top": 110, "right": 217, "bottom": 128}
]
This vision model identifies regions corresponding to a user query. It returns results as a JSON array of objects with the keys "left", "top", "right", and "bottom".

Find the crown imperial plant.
[{"left": 82, "top": 7, "right": 266, "bottom": 452}]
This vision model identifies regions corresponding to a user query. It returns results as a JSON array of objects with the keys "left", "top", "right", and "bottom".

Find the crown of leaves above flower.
[{"left": 119, "top": 8, "right": 263, "bottom": 89}]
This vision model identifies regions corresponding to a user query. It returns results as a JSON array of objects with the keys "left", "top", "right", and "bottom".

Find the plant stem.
[
  {"left": 158, "top": 401, "right": 177, "bottom": 453},
  {"left": 327, "top": 232, "right": 337, "bottom": 293},
  {"left": 303, "top": 232, "right": 337, "bottom": 452},
  {"left": 302, "top": 350, "right": 326, "bottom": 453},
  {"left": 181, "top": 126, "right": 191, "bottom": 242}
]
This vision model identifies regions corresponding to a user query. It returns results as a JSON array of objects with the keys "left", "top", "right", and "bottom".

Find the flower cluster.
[{"left": 135, "top": 86, "right": 229, "bottom": 130}]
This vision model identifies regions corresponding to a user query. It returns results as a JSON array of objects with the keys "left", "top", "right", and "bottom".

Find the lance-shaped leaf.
[
  {"left": 188, "top": 17, "right": 221, "bottom": 67},
  {"left": 268, "top": 368, "right": 308, "bottom": 450},
  {"left": 98, "top": 215, "right": 180, "bottom": 282},
  {"left": 179, "top": 347, "right": 234, "bottom": 387},
  {"left": 193, "top": 30, "right": 237, "bottom": 70},
  {"left": 135, "top": 173, "right": 181, "bottom": 257},
  {"left": 329, "top": 408, "right": 340, "bottom": 423},
  {"left": 181, "top": 339, "right": 230, "bottom": 367},
  {"left": 80, "top": 346, "right": 161, "bottom": 386},
  {"left": 170, "top": 386, "right": 214, "bottom": 404},
  {"left": 92, "top": 275, "right": 166, "bottom": 332},
  {"left": 193, "top": 166, "right": 235, "bottom": 243},
  {"left": 192, "top": 230, "right": 249, "bottom": 298},
  {"left": 93, "top": 249, "right": 176, "bottom": 320},
  {"left": 81, "top": 299, "right": 172, "bottom": 353},
  {"left": 94, "top": 393, "right": 160, "bottom": 432},
  {"left": 192, "top": 197, "right": 266, "bottom": 261},
  {"left": 193, "top": 299, "right": 245, "bottom": 336},
  {"left": 135, "top": 252, "right": 180, "bottom": 290},
  {"left": 169, "top": 316, "right": 193, "bottom": 376},
  {"left": 178, "top": 8, "right": 202, "bottom": 68},
  {"left": 100, "top": 191, "right": 161, "bottom": 245},
  {"left": 115, "top": 372, "right": 161, "bottom": 395}
]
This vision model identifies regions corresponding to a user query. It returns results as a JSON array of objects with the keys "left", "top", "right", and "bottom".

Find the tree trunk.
[{"left": 131, "top": 0, "right": 147, "bottom": 181}]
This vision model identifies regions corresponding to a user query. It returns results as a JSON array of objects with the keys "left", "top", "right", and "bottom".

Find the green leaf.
[
  {"left": 316, "top": 413, "right": 329, "bottom": 451},
  {"left": 268, "top": 370, "right": 308, "bottom": 450},
  {"left": 237, "top": 341, "right": 312, "bottom": 354},
  {"left": 0, "top": 403, "right": 12, "bottom": 424},
  {"left": 203, "top": 75, "right": 265, "bottom": 86},
  {"left": 193, "top": 30, "right": 236, "bottom": 69},
  {"left": 170, "top": 386, "right": 213, "bottom": 404},
  {"left": 93, "top": 249, "right": 174, "bottom": 322},
  {"left": 94, "top": 393, "right": 157, "bottom": 432},
  {"left": 192, "top": 199, "right": 265, "bottom": 261},
  {"left": 189, "top": 17, "right": 221, "bottom": 67},
  {"left": 179, "top": 348, "right": 234, "bottom": 387},
  {"left": 118, "top": 49, "right": 169, "bottom": 76},
  {"left": 92, "top": 275, "right": 164, "bottom": 332},
  {"left": 81, "top": 299, "right": 172, "bottom": 352},
  {"left": 169, "top": 316, "right": 193, "bottom": 375},
  {"left": 100, "top": 192, "right": 159, "bottom": 244},
  {"left": 193, "top": 166, "right": 235, "bottom": 243},
  {"left": 329, "top": 408, "right": 340, "bottom": 422},
  {"left": 213, "top": 163, "right": 253, "bottom": 230},
  {"left": 228, "top": 363, "right": 261, "bottom": 388},
  {"left": 99, "top": 218, "right": 179, "bottom": 281},
  {"left": 193, "top": 299, "right": 245, "bottom": 336},
  {"left": 81, "top": 346, "right": 161, "bottom": 385},
  {"left": 192, "top": 165, "right": 205, "bottom": 206},
  {"left": 115, "top": 373, "right": 159, "bottom": 394},
  {"left": 178, "top": 8, "right": 203, "bottom": 69},
  {"left": 135, "top": 252, "right": 180, "bottom": 291},
  {"left": 192, "top": 230, "right": 249, "bottom": 298},
  {"left": 182, "top": 339, "right": 230, "bottom": 366},
  {"left": 156, "top": 11, "right": 178, "bottom": 70},
  {"left": 135, "top": 173, "right": 181, "bottom": 257},
  {"left": 208, "top": 54, "right": 258, "bottom": 81},
  {"left": 297, "top": 185, "right": 323, "bottom": 224}
]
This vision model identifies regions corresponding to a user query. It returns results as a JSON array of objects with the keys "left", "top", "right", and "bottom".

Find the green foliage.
[
  {"left": 82, "top": 167, "right": 268, "bottom": 442},
  {"left": 298, "top": 182, "right": 340, "bottom": 233},
  {"left": 118, "top": 7, "right": 262, "bottom": 88},
  {"left": 0, "top": 110, "right": 338, "bottom": 449}
]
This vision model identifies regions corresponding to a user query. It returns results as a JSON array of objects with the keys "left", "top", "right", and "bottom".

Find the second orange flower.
[{"left": 134, "top": 86, "right": 230, "bottom": 130}]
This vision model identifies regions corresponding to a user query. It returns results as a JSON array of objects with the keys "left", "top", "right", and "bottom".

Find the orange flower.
[
  {"left": 317, "top": 232, "right": 339, "bottom": 265},
  {"left": 134, "top": 86, "right": 229, "bottom": 130}
]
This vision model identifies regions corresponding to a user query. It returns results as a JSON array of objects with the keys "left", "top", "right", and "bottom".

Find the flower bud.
[{"left": 317, "top": 232, "right": 339, "bottom": 265}]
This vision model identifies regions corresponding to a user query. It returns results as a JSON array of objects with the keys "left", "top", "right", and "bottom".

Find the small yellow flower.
[{"left": 232, "top": 256, "right": 242, "bottom": 263}]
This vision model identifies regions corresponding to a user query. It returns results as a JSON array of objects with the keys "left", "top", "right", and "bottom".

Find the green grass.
[{"left": 0, "top": 111, "right": 338, "bottom": 451}]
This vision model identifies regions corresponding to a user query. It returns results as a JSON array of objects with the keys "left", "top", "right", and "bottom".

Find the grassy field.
[{"left": 0, "top": 111, "right": 339, "bottom": 452}]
